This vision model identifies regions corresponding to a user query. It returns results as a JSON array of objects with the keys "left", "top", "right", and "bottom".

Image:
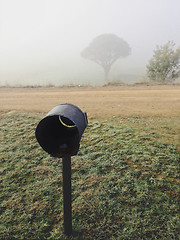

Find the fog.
[{"left": 0, "top": 0, "right": 180, "bottom": 86}]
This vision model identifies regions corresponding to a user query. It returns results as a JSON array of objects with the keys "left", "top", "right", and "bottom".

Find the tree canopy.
[
  {"left": 147, "top": 41, "right": 180, "bottom": 83},
  {"left": 81, "top": 34, "right": 131, "bottom": 83}
]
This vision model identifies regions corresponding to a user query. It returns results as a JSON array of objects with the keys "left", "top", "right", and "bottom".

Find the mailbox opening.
[{"left": 35, "top": 115, "right": 79, "bottom": 157}]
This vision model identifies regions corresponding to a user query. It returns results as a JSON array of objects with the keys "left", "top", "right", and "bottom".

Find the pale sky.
[{"left": 0, "top": 0, "right": 180, "bottom": 86}]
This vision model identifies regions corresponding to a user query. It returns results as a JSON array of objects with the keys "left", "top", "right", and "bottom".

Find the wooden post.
[{"left": 62, "top": 156, "right": 72, "bottom": 236}]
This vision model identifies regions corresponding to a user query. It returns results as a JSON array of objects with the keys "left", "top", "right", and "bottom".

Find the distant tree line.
[{"left": 81, "top": 34, "right": 180, "bottom": 85}]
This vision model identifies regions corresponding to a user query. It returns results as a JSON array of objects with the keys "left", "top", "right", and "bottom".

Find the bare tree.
[{"left": 81, "top": 34, "right": 131, "bottom": 83}]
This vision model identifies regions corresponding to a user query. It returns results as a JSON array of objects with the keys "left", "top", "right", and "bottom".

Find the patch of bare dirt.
[{"left": 0, "top": 85, "right": 180, "bottom": 118}]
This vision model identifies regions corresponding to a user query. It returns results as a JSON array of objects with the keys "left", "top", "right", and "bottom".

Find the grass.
[{"left": 0, "top": 111, "right": 179, "bottom": 239}]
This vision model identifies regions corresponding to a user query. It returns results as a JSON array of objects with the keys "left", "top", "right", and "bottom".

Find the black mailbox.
[{"left": 35, "top": 103, "right": 88, "bottom": 157}]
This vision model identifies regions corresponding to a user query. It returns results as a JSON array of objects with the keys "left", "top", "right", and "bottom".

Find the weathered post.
[{"left": 62, "top": 156, "right": 72, "bottom": 236}]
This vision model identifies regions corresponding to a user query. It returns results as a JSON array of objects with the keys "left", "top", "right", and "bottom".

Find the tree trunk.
[{"left": 104, "top": 66, "right": 110, "bottom": 84}]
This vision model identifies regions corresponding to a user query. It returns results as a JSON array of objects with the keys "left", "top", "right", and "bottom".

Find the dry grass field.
[{"left": 0, "top": 85, "right": 180, "bottom": 118}]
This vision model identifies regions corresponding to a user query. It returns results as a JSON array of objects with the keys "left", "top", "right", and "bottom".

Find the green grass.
[{"left": 0, "top": 112, "right": 179, "bottom": 239}]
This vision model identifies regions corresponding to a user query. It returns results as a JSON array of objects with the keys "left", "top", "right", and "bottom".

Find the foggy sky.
[{"left": 0, "top": 0, "right": 180, "bottom": 86}]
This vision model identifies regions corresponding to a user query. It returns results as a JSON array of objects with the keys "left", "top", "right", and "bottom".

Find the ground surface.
[
  {"left": 0, "top": 85, "right": 180, "bottom": 118},
  {"left": 0, "top": 85, "right": 180, "bottom": 239}
]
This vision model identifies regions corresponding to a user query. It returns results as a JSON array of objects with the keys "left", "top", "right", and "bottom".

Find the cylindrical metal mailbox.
[{"left": 35, "top": 103, "right": 88, "bottom": 157}]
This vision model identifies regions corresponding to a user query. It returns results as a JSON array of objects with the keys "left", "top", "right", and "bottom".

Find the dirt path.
[{"left": 0, "top": 85, "right": 180, "bottom": 118}]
